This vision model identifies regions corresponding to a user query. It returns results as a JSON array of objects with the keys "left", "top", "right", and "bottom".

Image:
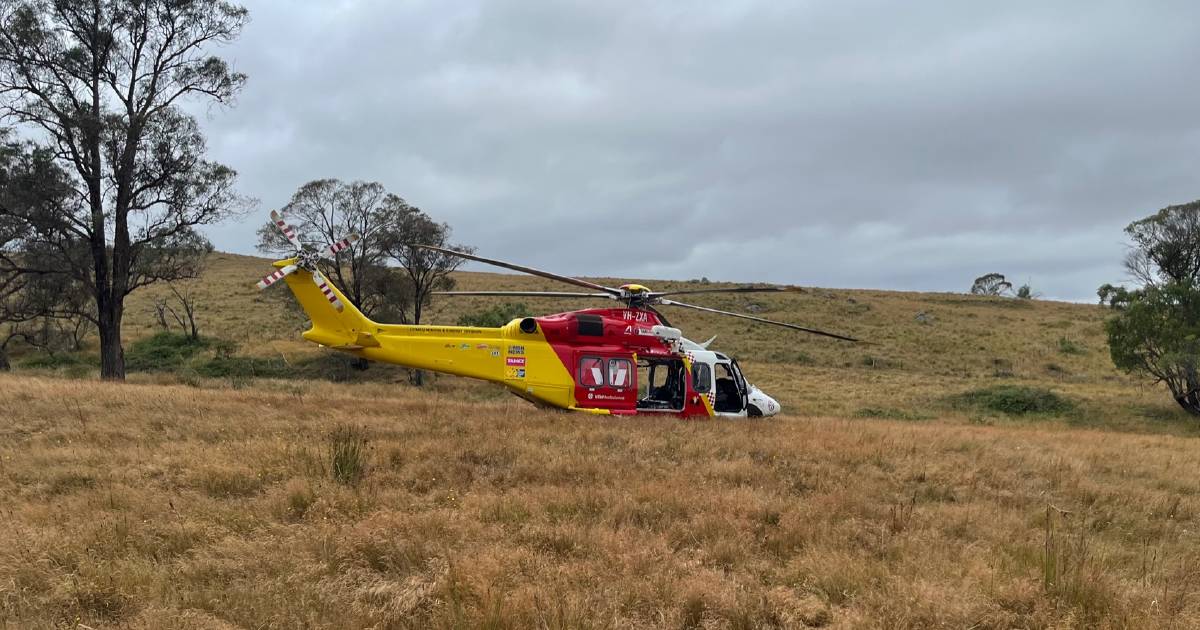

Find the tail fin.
[{"left": 276, "top": 260, "right": 379, "bottom": 349}]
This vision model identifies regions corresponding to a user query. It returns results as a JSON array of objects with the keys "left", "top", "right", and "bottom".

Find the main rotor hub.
[
  {"left": 295, "top": 248, "right": 322, "bottom": 271},
  {"left": 619, "top": 283, "right": 654, "bottom": 307}
]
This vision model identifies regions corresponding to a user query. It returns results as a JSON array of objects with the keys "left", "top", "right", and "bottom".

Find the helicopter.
[{"left": 256, "top": 211, "right": 859, "bottom": 418}]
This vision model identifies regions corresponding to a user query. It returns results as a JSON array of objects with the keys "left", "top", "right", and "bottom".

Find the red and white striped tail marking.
[
  {"left": 256, "top": 264, "right": 297, "bottom": 290},
  {"left": 324, "top": 233, "right": 359, "bottom": 258},
  {"left": 312, "top": 271, "right": 344, "bottom": 312},
  {"left": 270, "top": 210, "right": 301, "bottom": 248}
]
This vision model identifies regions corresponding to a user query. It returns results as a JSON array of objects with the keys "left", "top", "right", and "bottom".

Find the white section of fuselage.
[{"left": 679, "top": 337, "right": 780, "bottom": 418}]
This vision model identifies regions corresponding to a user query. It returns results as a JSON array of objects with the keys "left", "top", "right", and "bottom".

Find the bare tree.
[
  {"left": 0, "top": 0, "right": 249, "bottom": 379},
  {"left": 152, "top": 283, "right": 200, "bottom": 339},
  {"left": 383, "top": 207, "right": 473, "bottom": 325},
  {"left": 257, "top": 179, "right": 404, "bottom": 318}
]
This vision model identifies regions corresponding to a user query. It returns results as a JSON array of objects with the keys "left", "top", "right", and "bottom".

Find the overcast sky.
[{"left": 195, "top": 0, "right": 1200, "bottom": 301}]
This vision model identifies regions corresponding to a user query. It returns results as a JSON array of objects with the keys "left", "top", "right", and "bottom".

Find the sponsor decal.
[
  {"left": 490, "top": 349, "right": 500, "bottom": 357},
  {"left": 459, "top": 343, "right": 470, "bottom": 351},
  {"left": 505, "top": 367, "right": 526, "bottom": 379},
  {"left": 476, "top": 343, "right": 489, "bottom": 350},
  {"left": 590, "top": 393, "right": 625, "bottom": 401},
  {"left": 506, "top": 357, "right": 526, "bottom": 367},
  {"left": 508, "top": 345, "right": 524, "bottom": 355},
  {"left": 517, "top": 368, "right": 525, "bottom": 378}
]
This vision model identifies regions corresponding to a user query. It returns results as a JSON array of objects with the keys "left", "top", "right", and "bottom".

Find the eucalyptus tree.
[{"left": 0, "top": 0, "right": 248, "bottom": 379}]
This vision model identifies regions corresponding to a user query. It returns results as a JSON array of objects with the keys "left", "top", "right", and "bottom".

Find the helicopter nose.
[{"left": 748, "top": 387, "right": 780, "bottom": 416}]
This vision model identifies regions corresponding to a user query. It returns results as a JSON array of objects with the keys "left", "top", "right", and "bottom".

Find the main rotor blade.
[
  {"left": 312, "top": 270, "right": 344, "bottom": 312},
  {"left": 256, "top": 264, "right": 298, "bottom": 290},
  {"left": 321, "top": 233, "right": 360, "bottom": 259},
  {"left": 658, "top": 299, "right": 859, "bottom": 342},
  {"left": 411, "top": 245, "right": 622, "bottom": 295},
  {"left": 433, "top": 290, "right": 616, "bottom": 299},
  {"left": 652, "top": 286, "right": 801, "bottom": 298},
  {"left": 270, "top": 210, "right": 302, "bottom": 249}
]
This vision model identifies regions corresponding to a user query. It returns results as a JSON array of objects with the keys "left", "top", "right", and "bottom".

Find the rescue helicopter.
[{"left": 256, "top": 211, "right": 859, "bottom": 418}]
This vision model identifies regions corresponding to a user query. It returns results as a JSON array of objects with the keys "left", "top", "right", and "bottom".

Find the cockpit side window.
[{"left": 692, "top": 362, "right": 712, "bottom": 393}]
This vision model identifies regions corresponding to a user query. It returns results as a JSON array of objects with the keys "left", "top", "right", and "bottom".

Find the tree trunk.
[
  {"left": 0, "top": 347, "right": 9, "bottom": 372},
  {"left": 97, "top": 305, "right": 125, "bottom": 380},
  {"left": 1174, "top": 394, "right": 1200, "bottom": 416}
]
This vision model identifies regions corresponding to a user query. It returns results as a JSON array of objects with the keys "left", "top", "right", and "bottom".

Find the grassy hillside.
[
  {"left": 111, "top": 252, "right": 1185, "bottom": 434},
  {"left": 3, "top": 252, "right": 1199, "bottom": 628},
  {"left": 2, "top": 375, "right": 1199, "bottom": 628}
]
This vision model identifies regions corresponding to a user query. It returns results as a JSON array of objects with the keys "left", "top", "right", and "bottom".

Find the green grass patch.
[
  {"left": 195, "top": 355, "right": 291, "bottom": 379},
  {"left": 949, "top": 385, "right": 1075, "bottom": 416},
  {"left": 19, "top": 352, "right": 94, "bottom": 369}
]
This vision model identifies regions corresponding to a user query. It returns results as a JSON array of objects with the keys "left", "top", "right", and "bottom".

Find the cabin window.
[
  {"left": 578, "top": 356, "right": 606, "bottom": 387},
  {"left": 692, "top": 362, "right": 712, "bottom": 393},
  {"left": 608, "top": 358, "right": 632, "bottom": 389}
]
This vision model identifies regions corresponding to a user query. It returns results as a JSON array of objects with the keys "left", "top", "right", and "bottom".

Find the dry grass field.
[{"left": 2, "top": 252, "right": 1200, "bottom": 628}]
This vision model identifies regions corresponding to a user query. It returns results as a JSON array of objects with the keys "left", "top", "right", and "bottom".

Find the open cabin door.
[
  {"left": 636, "top": 357, "right": 686, "bottom": 412},
  {"left": 712, "top": 360, "right": 749, "bottom": 416}
]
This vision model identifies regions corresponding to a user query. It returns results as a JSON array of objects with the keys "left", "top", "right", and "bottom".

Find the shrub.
[
  {"left": 20, "top": 352, "right": 94, "bottom": 370},
  {"left": 1057, "top": 337, "right": 1086, "bottom": 355},
  {"left": 457, "top": 302, "right": 529, "bottom": 328},
  {"left": 125, "top": 332, "right": 211, "bottom": 372},
  {"left": 329, "top": 424, "right": 369, "bottom": 486},
  {"left": 950, "top": 385, "right": 1075, "bottom": 416}
]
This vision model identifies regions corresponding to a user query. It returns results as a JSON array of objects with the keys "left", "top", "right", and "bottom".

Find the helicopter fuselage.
[{"left": 279, "top": 260, "right": 780, "bottom": 418}]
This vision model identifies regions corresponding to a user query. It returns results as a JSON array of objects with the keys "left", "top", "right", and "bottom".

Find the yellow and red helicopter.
[{"left": 256, "top": 211, "right": 859, "bottom": 418}]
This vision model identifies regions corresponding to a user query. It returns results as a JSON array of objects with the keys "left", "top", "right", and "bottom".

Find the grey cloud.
[{"left": 195, "top": 0, "right": 1200, "bottom": 300}]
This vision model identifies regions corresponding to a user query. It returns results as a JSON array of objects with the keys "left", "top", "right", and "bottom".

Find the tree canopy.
[{"left": 1103, "top": 201, "right": 1200, "bottom": 415}]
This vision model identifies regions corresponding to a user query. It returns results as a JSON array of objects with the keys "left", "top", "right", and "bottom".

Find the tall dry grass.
[{"left": 2, "top": 374, "right": 1199, "bottom": 628}]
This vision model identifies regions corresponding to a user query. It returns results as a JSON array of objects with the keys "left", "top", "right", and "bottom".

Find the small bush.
[
  {"left": 329, "top": 424, "right": 369, "bottom": 486},
  {"left": 1057, "top": 337, "right": 1086, "bottom": 355},
  {"left": 457, "top": 302, "right": 529, "bottom": 328},
  {"left": 125, "top": 332, "right": 211, "bottom": 372},
  {"left": 950, "top": 385, "right": 1075, "bottom": 416},
  {"left": 20, "top": 352, "right": 94, "bottom": 370}
]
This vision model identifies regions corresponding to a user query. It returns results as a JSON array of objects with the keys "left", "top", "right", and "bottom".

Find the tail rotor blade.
[
  {"left": 322, "top": 233, "right": 360, "bottom": 259},
  {"left": 312, "top": 270, "right": 344, "bottom": 312},
  {"left": 270, "top": 210, "right": 302, "bottom": 249},
  {"left": 256, "top": 264, "right": 298, "bottom": 290}
]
